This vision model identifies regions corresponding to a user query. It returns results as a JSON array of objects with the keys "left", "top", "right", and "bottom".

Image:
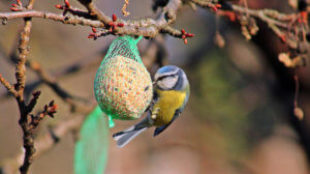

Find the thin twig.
[
  {"left": 122, "top": 0, "right": 130, "bottom": 17},
  {"left": 0, "top": 74, "right": 18, "bottom": 97}
]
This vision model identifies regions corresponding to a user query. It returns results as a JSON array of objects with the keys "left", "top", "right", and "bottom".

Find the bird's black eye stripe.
[{"left": 157, "top": 74, "right": 177, "bottom": 81}]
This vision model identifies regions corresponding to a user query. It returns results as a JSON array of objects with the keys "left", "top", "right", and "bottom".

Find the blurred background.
[{"left": 0, "top": 0, "right": 310, "bottom": 174}]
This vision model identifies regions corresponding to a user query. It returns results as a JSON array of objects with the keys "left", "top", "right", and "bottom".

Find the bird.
[{"left": 113, "top": 65, "right": 190, "bottom": 148}]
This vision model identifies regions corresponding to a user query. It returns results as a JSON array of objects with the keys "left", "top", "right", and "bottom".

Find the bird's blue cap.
[{"left": 157, "top": 65, "right": 179, "bottom": 75}]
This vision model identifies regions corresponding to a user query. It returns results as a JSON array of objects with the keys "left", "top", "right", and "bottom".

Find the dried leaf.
[
  {"left": 278, "top": 53, "right": 306, "bottom": 68},
  {"left": 248, "top": 18, "right": 259, "bottom": 36},
  {"left": 241, "top": 25, "right": 251, "bottom": 40},
  {"left": 294, "top": 107, "right": 304, "bottom": 120},
  {"left": 288, "top": 0, "right": 298, "bottom": 10},
  {"left": 278, "top": 53, "right": 292, "bottom": 67},
  {"left": 214, "top": 31, "right": 225, "bottom": 48}
]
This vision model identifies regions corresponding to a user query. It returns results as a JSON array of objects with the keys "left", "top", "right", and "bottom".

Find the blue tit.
[{"left": 112, "top": 65, "right": 190, "bottom": 148}]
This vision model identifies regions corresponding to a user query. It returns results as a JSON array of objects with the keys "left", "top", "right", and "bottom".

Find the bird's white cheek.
[
  {"left": 162, "top": 77, "right": 178, "bottom": 89},
  {"left": 157, "top": 81, "right": 166, "bottom": 89}
]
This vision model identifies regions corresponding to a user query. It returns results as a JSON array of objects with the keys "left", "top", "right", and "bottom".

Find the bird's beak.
[{"left": 152, "top": 81, "right": 157, "bottom": 86}]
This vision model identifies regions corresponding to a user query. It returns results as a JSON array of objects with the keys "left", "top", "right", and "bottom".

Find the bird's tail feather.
[
  {"left": 113, "top": 118, "right": 151, "bottom": 148},
  {"left": 113, "top": 127, "right": 147, "bottom": 148}
]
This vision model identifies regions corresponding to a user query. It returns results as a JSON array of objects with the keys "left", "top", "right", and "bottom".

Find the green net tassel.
[
  {"left": 74, "top": 106, "right": 109, "bottom": 174},
  {"left": 107, "top": 114, "right": 115, "bottom": 128}
]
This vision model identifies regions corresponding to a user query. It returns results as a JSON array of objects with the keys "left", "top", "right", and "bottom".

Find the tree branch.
[
  {"left": 0, "top": 0, "right": 184, "bottom": 38},
  {"left": 0, "top": 0, "right": 309, "bottom": 173},
  {"left": 0, "top": 113, "right": 89, "bottom": 174}
]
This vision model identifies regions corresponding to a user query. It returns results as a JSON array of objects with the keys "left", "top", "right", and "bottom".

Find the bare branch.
[
  {"left": 0, "top": 0, "right": 309, "bottom": 173},
  {"left": 0, "top": 113, "right": 88, "bottom": 174},
  {"left": 0, "top": 0, "right": 183, "bottom": 38},
  {"left": 0, "top": 10, "right": 104, "bottom": 27}
]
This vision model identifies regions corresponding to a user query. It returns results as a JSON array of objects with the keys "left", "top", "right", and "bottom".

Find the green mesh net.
[
  {"left": 74, "top": 36, "right": 150, "bottom": 174},
  {"left": 74, "top": 106, "right": 109, "bottom": 174},
  {"left": 94, "top": 56, "right": 153, "bottom": 120},
  {"left": 104, "top": 36, "right": 143, "bottom": 64},
  {"left": 94, "top": 36, "right": 153, "bottom": 120}
]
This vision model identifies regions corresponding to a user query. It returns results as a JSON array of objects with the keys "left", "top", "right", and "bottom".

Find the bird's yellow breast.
[{"left": 152, "top": 89, "right": 186, "bottom": 126}]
